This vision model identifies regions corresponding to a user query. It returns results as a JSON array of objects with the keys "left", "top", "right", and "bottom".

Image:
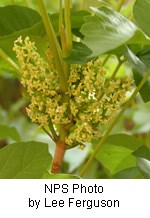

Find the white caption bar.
[{"left": 0, "top": 180, "right": 149, "bottom": 218}]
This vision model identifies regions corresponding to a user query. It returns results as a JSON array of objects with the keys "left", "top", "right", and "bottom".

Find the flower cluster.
[
  {"left": 66, "top": 61, "right": 132, "bottom": 146},
  {"left": 13, "top": 36, "right": 69, "bottom": 126},
  {"left": 13, "top": 36, "right": 132, "bottom": 148}
]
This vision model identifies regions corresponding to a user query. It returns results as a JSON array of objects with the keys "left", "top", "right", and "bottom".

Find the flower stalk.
[
  {"left": 59, "top": 0, "right": 67, "bottom": 56},
  {"left": 51, "top": 141, "right": 66, "bottom": 173},
  {"left": 64, "top": 0, "right": 72, "bottom": 55},
  {"left": 110, "top": 57, "right": 125, "bottom": 80},
  {"left": 59, "top": 0, "right": 71, "bottom": 79},
  {"left": 37, "top": 0, "right": 67, "bottom": 92},
  {"left": 0, "top": 48, "right": 21, "bottom": 76}
]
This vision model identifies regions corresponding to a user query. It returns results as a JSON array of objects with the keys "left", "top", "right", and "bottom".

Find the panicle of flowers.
[
  {"left": 13, "top": 36, "right": 133, "bottom": 148},
  {"left": 65, "top": 61, "right": 132, "bottom": 146},
  {"left": 13, "top": 36, "right": 70, "bottom": 126}
]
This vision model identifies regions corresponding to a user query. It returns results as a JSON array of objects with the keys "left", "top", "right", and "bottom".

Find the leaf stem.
[
  {"left": 42, "top": 127, "right": 55, "bottom": 142},
  {"left": 48, "top": 121, "right": 59, "bottom": 141},
  {"left": 102, "top": 54, "right": 111, "bottom": 66},
  {"left": 59, "top": 0, "right": 70, "bottom": 79},
  {"left": 80, "top": 0, "right": 85, "bottom": 10},
  {"left": 0, "top": 48, "right": 21, "bottom": 76},
  {"left": 64, "top": 0, "right": 72, "bottom": 54},
  {"left": 79, "top": 69, "right": 150, "bottom": 177},
  {"left": 37, "top": 0, "right": 67, "bottom": 92},
  {"left": 116, "top": 0, "right": 126, "bottom": 12},
  {"left": 59, "top": 0, "right": 67, "bottom": 55},
  {"left": 110, "top": 57, "right": 125, "bottom": 79}
]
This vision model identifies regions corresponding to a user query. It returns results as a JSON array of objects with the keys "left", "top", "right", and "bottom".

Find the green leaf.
[
  {"left": 137, "top": 158, "right": 150, "bottom": 179},
  {"left": 0, "top": 5, "right": 41, "bottom": 36},
  {"left": 0, "top": 5, "right": 46, "bottom": 60},
  {"left": 133, "top": 0, "right": 150, "bottom": 37},
  {"left": 133, "top": 145, "right": 150, "bottom": 178},
  {"left": 0, "top": 7, "right": 90, "bottom": 65},
  {"left": 0, "top": 124, "right": 20, "bottom": 141},
  {"left": 125, "top": 46, "right": 150, "bottom": 102},
  {"left": 71, "top": 10, "right": 91, "bottom": 32},
  {"left": 0, "top": 6, "right": 89, "bottom": 37},
  {"left": 80, "top": 6, "right": 150, "bottom": 57},
  {"left": 0, "top": 141, "right": 52, "bottom": 178},
  {"left": 42, "top": 172, "right": 81, "bottom": 179},
  {"left": 113, "top": 167, "right": 141, "bottom": 179},
  {"left": 95, "top": 134, "right": 143, "bottom": 175},
  {"left": 64, "top": 42, "right": 92, "bottom": 64},
  {"left": 137, "top": 46, "right": 150, "bottom": 68},
  {"left": 133, "top": 146, "right": 150, "bottom": 161}
]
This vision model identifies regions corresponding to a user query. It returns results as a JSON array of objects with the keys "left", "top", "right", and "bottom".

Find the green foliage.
[
  {"left": 133, "top": 146, "right": 150, "bottom": 161},
  {"left": 0, "top": 141, "right": 52, "bottom": 178},
  {"left": 0, "top": 6, "right": 89, "bottom": 60},
  {"left": 133, "top": 145, "right": 150, "bottom": 178},
  {"left": 137, "top": 46, "right": 150, "bottom": 68},
  {"left": 136, "top": 158, "right": 150, "bottom": 179},
  {"left": 64, "top": 42, "right": 92, "bottom": 64},
  {"left": 94, "top": 134, "right": 143, "bottom": 175},
  {"left": 133, "top": 0, "right": 150, "bottom": 37},
  {"left": 0, "top": 5, "right": 45, "bottom": 59},
  {"left": 80, "top": 5, "right": 150, "bottom": 58},
  {"left": 0, "top": 124, "right": 20, "bottom": 142},
  {"left": 125, "top": 46, "right": 150, "bottom": 102},
  {"left": 113, "top": 167, "right": 141, "bottom": 179},
  {"left": 0, "top": 5, "right": 41, "bottom": 36}
]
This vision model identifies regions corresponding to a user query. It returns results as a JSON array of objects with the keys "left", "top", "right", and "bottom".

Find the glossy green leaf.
[
  {"left": 133, "top": 0, "right": 150, "bottom": 37},
  {"left": 64, "top": 42, "right": 92, "bottom": 64},
  {"left": 137, "top": 158, "right": 150, "bottom": 179},
  {"left": 125, "top": 46, "right": 150, "bottom": 102},
  {"left": 42, "top": 172, "right": 81, "bottom": 179},
  {"left": 95, "top": 134, "right": 143, "bottom": 175},
  {"left": 137, "top": 46, "right": 150, "bottom": 68},
  {"left": 0, "top": 141, "right": 52, "bottom": 178},
  {"left": 133, "top": 146, "right": 150, "bottom": 161},
  {"left": 0, "top": 124, "right": 20, "bottom": 141},
  {"left": 80, "top": 6, "right": 150, "bottom": 57}
]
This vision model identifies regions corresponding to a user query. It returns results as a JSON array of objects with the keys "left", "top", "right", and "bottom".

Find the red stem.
[{"left": 50, "top": 141, "right": 66, "bottom": 174}]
